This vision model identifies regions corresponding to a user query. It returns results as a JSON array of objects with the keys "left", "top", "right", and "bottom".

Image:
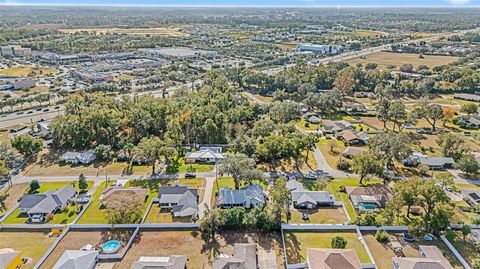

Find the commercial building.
[
  {"left": 297, "top": 43, "right": 341, "bottom": 54},
  {"left": 0, "top": 45, "right": 32, "bottom": 57},
  {"left": 139, "top": 47, "right": 217, "bottom": 60}
]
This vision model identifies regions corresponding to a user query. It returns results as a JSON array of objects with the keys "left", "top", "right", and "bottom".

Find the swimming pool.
[
  {"left": 357, "top": 204, "right": 378, "bottom": 211},
  {"left": 102, "top": 240, "right": 121, "bottom": 254}
]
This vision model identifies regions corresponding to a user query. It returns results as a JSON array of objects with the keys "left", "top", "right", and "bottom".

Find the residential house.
[
  {"left": 346, "top": 185, "right": 392, "bottom": 212},
  {"left": 403, "top": 152, "right": 455, "bottom": 170},
  {"left": 292, "top": 191, "right": 336, "bottom": 209},
  {"left": 322, "top": 120, "right": 353, "bottom": 134},
  {"left": 392, "top": 245, "right": 453, "bottom": 269},
  {"left": 217, "top": 184, "right": 265, "bottom": 209},
  {"left": 100, "top": 187, "right": 148, "bottom": 207},
  {"left": 455, "top": 115, "right": 480, "bottom": 129},
  {"left": 306, "top": 248, "right": 362, "bottom": 269},
  {"left": 131, "top": 255, "right": 187, "bottom": 269},
  {"left": 335, "top": 130, "right": 364, "bottom": 146},
  {"left": 18, "top": 185, "right": 77, "bottom": 222},
  {"left": 185, "top": 147, "right": 225, "bottom": 164},
  {"left": 342, "top": 102, "right": 368, "bottom": 115},
  {"left": 158, "top": 185, "right": 199, "bottom": 217},
  {"left": 454, "top": 94, "right": 480, "bottom": 103},
  {"left": 0, "top": 248, "right": 22, "bottom": 269},
  {"left": 461, "top": 189, "right": 480, "bottom": 207},
  {"left": 342, "top": 147, "right": 366, "bottom": 159},
  {"left": 53, "top": 250, "right": 98, "bottom": 269},
  {"left": 60, "top": 150, "right": 96, "bottom": 164},
  {"left": 213, "top": 244, "right": 257, "bottom": 269}
]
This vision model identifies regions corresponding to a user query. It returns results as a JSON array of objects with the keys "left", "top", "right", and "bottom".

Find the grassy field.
[
  {"left": 296, "top": 118, "right": 321, "bottom": 131},
  {"left": 363, "top": 232, "right": 462, "bottom": 269},
  {"left": 59, "top": 26, "right": 187, "bottom": 37},
  {"left": 76, "top": 180, "right": 115, "bottom": 224},
  {"left": 3, "top": 181, "right": 93, "bottom": 224},
  {"left": 143, "top": 205, "right": 193, "bottom": 223},
  {"left": 0, "top": 183, "right": 28, "bottom": 215},
  {"left": 317, "top": 139, "right": 346, "bottom": 169},
  {"left": 165, "top": 158, "right": 214, "bottom": 173},
  {"left": 347, "top": 52, "right": 459, "bottom": 70},
  {"left": 0, "top": 231, "right": 56, "bottom": 269},
  {"left": 284, "top": 231, "right": 371, "bottom": 264},
  {"left": 0, "top": 66, "right": 56, "bottom": 77}
]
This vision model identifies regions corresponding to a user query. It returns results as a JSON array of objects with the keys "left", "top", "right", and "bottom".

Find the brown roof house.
[
  {"left": 306, "top": 248, "right": 362, "bottom": 269},
  {"left": 392, "top": 245, "right": 453, "bottom": 269},
  {"left": 346, "top": 185, "right": 392, "bottom": 212},
  {"left": 335, "top": 130, "right": 364, "bottom": 146},
  {"left": 100, "top": 186, "right": 148, "bottom": 207}
]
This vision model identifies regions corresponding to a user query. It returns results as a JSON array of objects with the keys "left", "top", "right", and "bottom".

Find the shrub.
[
  {"left": 445, "top": 230, "right": 456, "bottom": 242},
  {"left": 375, "top": 230, "right": 390, "bottom": 243},
  {"left": 29, "top": 180, "right": 40, "bottom": 194},
  {"left": 45, "top": 213, "right": 54, "bottom": 222},
  {"left": 336, "top": 160, "right": 351, "bottom": 171},
  {"left": 354, "top": 212, "right": 381, "bottom": 226},
  {"left": 331, "top": 236, "right": 347, "bottom": 249}
]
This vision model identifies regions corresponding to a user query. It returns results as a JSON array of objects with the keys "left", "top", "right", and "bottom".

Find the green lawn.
[
  {"left": 286, "top": 207, "right": 348, "bottom": 224},
  {"left": 3, "top": 181, "right": 93, "bottom": 224},
  {"left": 166, "top": 158, "right": 214, "bottom": 173},
  {"left": 325, "top": 178, "right": 383, "bottom": 222},
  {"left": 296, "top": 118, "right": 321, "bottom": 131},
  {"left": 284, "top": 231, "right": 372, "bottom": 264},
  {"left": 76, "top": 180, "right": 116, "bottom": 224},
  {"left": 144, "top": 205, "right": 193, "bottom": 223}
]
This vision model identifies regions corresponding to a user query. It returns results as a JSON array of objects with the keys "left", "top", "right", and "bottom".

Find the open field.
[
  {"left": 317, "top": 139, "right": 346, "bottom": 169},
  {"left": 40, "top": 229, "right": 133, "bottom": 269},
  {"left": 114, "top": 230, "right": 206, "bottom": 269},
  {"left": 0, "top": 231, "right": 56, "bottom": 269},
  {"left": 59, "top": 26, "right": 187, "bottom": 37},
  {"left": 363, "top": 232, "right": 462, "bottom": 269},
  {"left": 347, "top": 52, "right": 459, "bottom": 70},
  {"left": 0, "top": 66, "right": 56, "bottom": 77},
  {"left": 284, "top": 231, "right": 371, "bottom": 264},
  {"left": 165, "top": 158, "right": 214, "bottom": 173}
]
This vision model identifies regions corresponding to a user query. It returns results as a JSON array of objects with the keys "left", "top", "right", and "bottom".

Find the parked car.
[
  {"left": 16, "top": 111, "right": 24, "bottom": 115},
  {"left": 42, "top": 108, "right": 50, "bottom": 112},
  {"left": 185, "top": 173, "right": 197, "bottom": 179},
  {"left": 403, "top": 233, "right": 416, "bottom": 242},
  {"left": 302, "top": 212, "right": 309, "bottom": 220}
]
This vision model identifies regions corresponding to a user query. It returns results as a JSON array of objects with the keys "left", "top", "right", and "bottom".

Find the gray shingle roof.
[
  {"left": 131, "top": 255, "right": 187, "bottom": 269},
  {"left": 292, "top": 191, "right": 335, "bottom": 204},
  {"left": 158, "top": 186, "right": 198, "bottom": 217},
  {"left": 219, "top": 184, "right": 265, "bottom": 206},
  {"left": 53, "top": 250, "right": 98, "bottom": 269},
  {"left": 213, "top": 244, "right": 257, "bottom": 269},
  {"left": 19, "top": 185, "right": 77, "bottom": 215}
]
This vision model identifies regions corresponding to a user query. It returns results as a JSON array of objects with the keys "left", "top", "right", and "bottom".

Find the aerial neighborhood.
[{"left": 1, "top": 5, "right": 480, "bottom": 269}]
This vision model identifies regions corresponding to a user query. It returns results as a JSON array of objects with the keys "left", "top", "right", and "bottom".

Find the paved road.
[{"left": 198, "top": 176, "right": 216, "bottom": 218}]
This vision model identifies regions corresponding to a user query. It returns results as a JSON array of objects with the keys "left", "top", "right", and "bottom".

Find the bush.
[
  {"left": 331, "top": 236, "right": 348, "bottom": 249},
  {"left": 354, "top": 212, "right": 381, "bottom": 226},
  {"left": 336, "top": 160, "right": 351, "bottom": 171},
  {"left": 446, "top": 230, "right": 456, "bottom": 242},
  {"left": 375, "top": 230, "right": 390, "bottom": 243},
  {"left": 29, "top": 180, "right": 40, "bottom": 194},
  {"left": 45, "top": 213, "right": 54, "bottom": 222}
]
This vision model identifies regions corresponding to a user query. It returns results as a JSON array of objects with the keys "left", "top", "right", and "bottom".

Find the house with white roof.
[
  {"left": 131, "top": 255, "right": 187, "bottom": 269},
  {"left": 60, "top": 150, "right": 96, "bottom": 164},
  {"left": 185, "top": 147, "right": 225, "bottom": 164}
]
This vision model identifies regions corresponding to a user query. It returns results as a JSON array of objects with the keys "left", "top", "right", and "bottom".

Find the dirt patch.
[
  {"left": 0, "top": 183, "right": 28, "bottom": 213},
  {"left": 347, "top": 52, "right": 459, "bottom": 70}
]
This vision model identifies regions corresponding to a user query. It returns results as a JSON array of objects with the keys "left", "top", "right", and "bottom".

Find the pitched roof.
[
  {"left": 53, "top": 250, "right": 98, "bottom": 269},
  {"left": 20, "top": 185, "right": 77, "bottom": 214},
  {"left": 213, "top": 244, "right": 257, "bottom": 269},
  {"left": 185, "top": 148, "right": 225, "bottom": 160},
  {"left": 336, "top": 130, "right": 361, "bottom": 142},
  {"left": 219, "top": 184, "right": 265, "bottom": 206},
  {"left": 292, "top": 191, "right": 335, "bottom": 204},
  {"left": 131, "top": 255, "right": 187, "bottom": 269},
  {"left": 392, "top": 245, "right": 453, "bottom": 269},
  {"left": 0, "top": 248, "right": 20, "bottom": 269},
  {"left": 307, "top": 248, "right": 362, "bottom": 269},
  {"left": 158, "top": 186, "right": 198, "bottom": 217}
]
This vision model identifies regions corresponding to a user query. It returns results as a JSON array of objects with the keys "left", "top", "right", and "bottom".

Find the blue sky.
[{"left": 1, "top": 0, "right": 480, "bottom": 6}]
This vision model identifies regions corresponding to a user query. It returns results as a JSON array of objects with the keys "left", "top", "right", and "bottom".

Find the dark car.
[
  {"left": 27, "top": 111, "right": 34, "bottom": 114},
  {"left": 36, "top": 108, "right": 42, "bottom": 111},
  {"left": 42, "top": 108, "right": 50, "bottom": 112},
  {"left": 54, "top": 106, "right": 60, "bottom": 109},
  {"left": 185, "top": 173, "right": 196, "bottom": 179},
  {"left": 403, "top": 233, "right": 416, "bottom": 242}
]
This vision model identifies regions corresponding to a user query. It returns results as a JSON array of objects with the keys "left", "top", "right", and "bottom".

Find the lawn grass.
[
  {"left": 143, "top": 205, "right": 193, "bottom": 223},
  {"left": 165, "top": 158, "right": 214, "bottom": 173},
  {"left": 317, "top": 138, "right": 346, "bottom": 169},
  {"left": 325, "top": 178, "right": 383, "bottom": 222},
  {"left": 286, "top": 207, "right": 348, "bottom": 224},
  {"left": 76, "top": 180, "right": 116, "bottom": 224},
  {"left": 296, "top": 118, "right": 321, "bottom": 131},
  {"left": 0, "top": 231, "right": 56, "bottom": 269},
  {"left": 284, "top": 231, "right": 371, "bottom": 264}
]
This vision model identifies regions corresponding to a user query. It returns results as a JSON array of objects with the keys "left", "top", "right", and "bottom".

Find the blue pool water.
[
  {"left": 102, "top": 240, "right": 121, "bottom": 254},
  {"left": 357, "top": 204, "right": 378, "bottom": 211}
]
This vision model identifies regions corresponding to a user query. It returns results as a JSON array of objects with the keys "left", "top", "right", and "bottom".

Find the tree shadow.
[{"left": 284, "top": 233, "right": 303, "bottom": 264}]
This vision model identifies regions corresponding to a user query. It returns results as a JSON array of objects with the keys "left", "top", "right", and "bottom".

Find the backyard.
[
  {"left": 284, "top": 231, "right": 372, "bottom": 264},
  {"left": 0, "top": 231, "right": 56, "bottom": 269},
  {"left": 448, "top": 231, "right": 480, "bottom": 268},
  {"left": 363, "top": 232, "right": 463, "bottom": 269},
  {"left": 287, "top": 207, "right": 348, "bottom": 224}
]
